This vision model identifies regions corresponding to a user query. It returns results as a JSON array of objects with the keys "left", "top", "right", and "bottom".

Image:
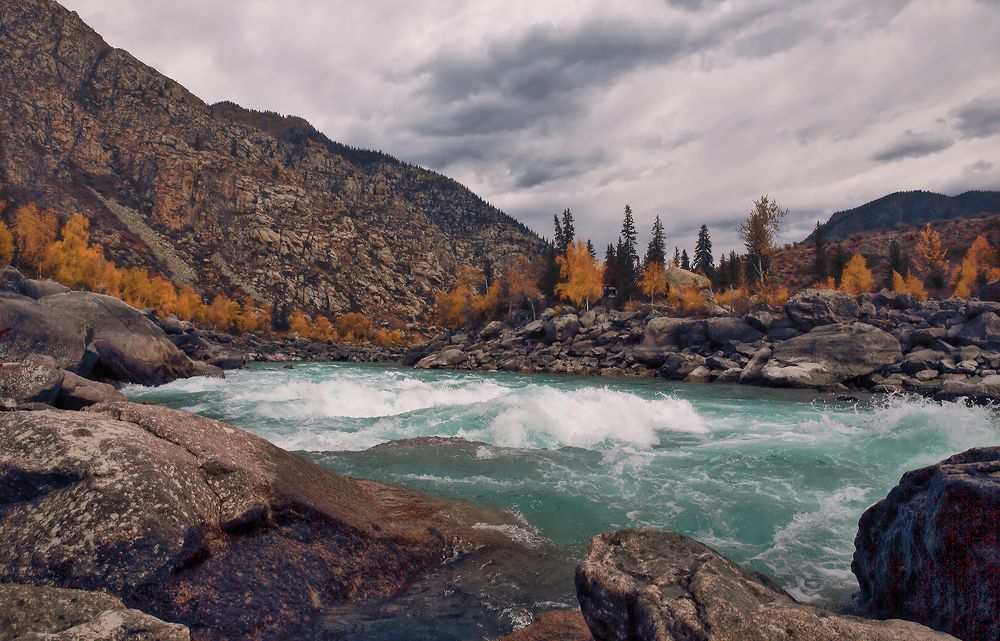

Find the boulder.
[
  {"left": 500, "top": 611, "right": 594, "bottom": 641},
  {"left": 978, "top": 279, "right": 1000, "bottom": 303},
  {"left": 0, "top": 355, "right": 64, "bottom": 407},
  {"left": 900, "top": 349, "right": 945, "bottom": 375},
  {"left": 853, "top": 447, "right": 999, "bottom": 641},
  {"left": 0, "top": 266, "right": 27, "bottom": 294},
  {"left": 0, "top": 403, "right": 529, "bottom": 640},
  {"left": 548, "top": 314, "right": 581, "bottom": 343},
  {"left": 633, "top": 318, "right": 704, "bottom": 366},
  {"left": 956, "top": 311, "right": 1000, "bottom": 347},
  {"left": 761, "top": 323, "right": 902, "bottom": 388},
  {"left": 524, "top": 320, "right": 547, "bottom": 338},
  {"left": 190, "top": 360, "right": 226, "bottom": 379},
  {"left": 479, "top": 320, "right": 505, "bottom": 340},
  {"left": 205, "top": 352, "right": 246, "bottom": 370},
  {"left": 21, "top": 278, "right": 71, "bottom": 299},
  {"left": 576, "top": 529, "right": 952, "bottom": 641},
  {"left": 0, "top": 583, "right": 189, "bottom": 641},
  {"left": 54, "top": 370, "right": 127, "bottom": 410},
  {"left": 0, "top": 293, "right": 91, "bottom": 372},
  {"left": 744, "top": 310, "right": 774, "bottom": 332},
  {"left": 739, "top": 346, "right": 772, "bottom": 383},
  {"left": 784, "top": 289, "right": 860, "bottom": 330},
  {"left": 39, "top": 292, "right": 196, "bottom": 385},
  {"left": 665, "top": 266, "right": 712, "bottom": 295},
  {"left": 658, "top": 353, "right": 706, "bottom": 381},
  {"left": 704, "top": 317, "right": 764, "bottom": 345}
]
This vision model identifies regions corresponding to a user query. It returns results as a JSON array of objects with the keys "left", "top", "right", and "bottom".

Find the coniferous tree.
[
  {"left": 560, "top": 209, "right": 576, "bottom": 250},
  {"left": 812, "top": 221, "right": 828, "bottom": 281},
  {"left": 586, "top": 239, "right": 597, "bottom": 259},
  {"left": 717, "top": 254, "right": 729, "bottom": 289},
  {"left": 727, "top": 251, "right": 741, "bottom": 287},
  {"left": 830, "top": 244, "right": 849, "bottom": 287},
  {"left": 603, "top": 243, "right": 617, "bottom": 293},
  {"left": 553, "top": 215, "right": 565, "bottom": 254},
  {"left": 643, "top": 215, "right": 667, "bottom": 268},
  {"left": 615, "top": 205, "right": 639, "bottom": 304},
  {"left": 680, "top": 249, "right": 690, "bottom": 271},
  {"left": 693, "top": 225, "right": 714, "bottom": 278},
  {"left": 672, "top": 246, "right": 680, "bottom": 267}
]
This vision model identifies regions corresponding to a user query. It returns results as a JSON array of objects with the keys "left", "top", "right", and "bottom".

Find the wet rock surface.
[
  {"left": 0, "top": 403, "right": 534, "bottom": 641},
  {"left": 852, "top": 447, "right": 1000, "bottom": 641},
  {"left": 575, "top": 529, "right": 955, "bottom": 641}
]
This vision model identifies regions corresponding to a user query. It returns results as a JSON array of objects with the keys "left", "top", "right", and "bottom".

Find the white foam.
[{"left": 484, "top": 386, "right": 706, "bottom": 449}]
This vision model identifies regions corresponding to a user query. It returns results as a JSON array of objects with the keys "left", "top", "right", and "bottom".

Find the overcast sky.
[{"left": 61, "top": 0, "right": 1000, "bottom": 256}]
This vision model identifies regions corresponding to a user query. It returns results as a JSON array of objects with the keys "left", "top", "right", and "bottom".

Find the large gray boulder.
[
  {"left": 0, "top": 293, "right": 92, "bottom": 372},
  {"left": 956, "top": 311, "right": 1000, "bottom": 347},
  {"left": 634, "top": 318, "right": 704, "bottom": 366},
  {"left": 0, "top": 403, "right": 528, "bottom": 640},
  {"left": 853, "top": 447, "right": 999, "bottom": 641},
  {"left": 704, "top": 317, "right": 764, "bottom": 345},
  {"left": 785, "top": 289, "right": 860, "bottom": 330},
  {"left": 575, "top": 529, "right": 953, "bottom": 641},
  {"left": 761, "top": 323, "right": 902, "bottom": 388},
  {"left": 39, "top": 292, "right": 195, "bottom": 386},
  {"left": 0, "top": 355, "right": 64, "bottom": 407},
  {"left": 0, "top": 583, "right": 188, "bottom": 641}
]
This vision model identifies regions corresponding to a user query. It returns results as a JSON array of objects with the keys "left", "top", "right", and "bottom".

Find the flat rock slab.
[
  {"left": 0, "top": 583, "right": 188, "bottom": 641},
  {"left": 762, "top": 323, "right": 902, "bottom": 388},
  {"left": 575, "top": 529, "right": 954, "bottom": 641}
]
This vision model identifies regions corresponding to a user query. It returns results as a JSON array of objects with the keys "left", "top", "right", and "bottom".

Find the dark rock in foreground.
[
  {"left": 575, "top": 529, "right": 954, "bottom": 641},
  {"left": 853, "top": 447, "right": 1000, "bottom": 641},
  {"left": 0, "top": 583, "right": 188, "bottom": 640},
  {"left": 501, "top": 611, "right": 594, "bottom": 641},
  {"left": 0, "top": 402, "right": 529, "bottom": 641}
]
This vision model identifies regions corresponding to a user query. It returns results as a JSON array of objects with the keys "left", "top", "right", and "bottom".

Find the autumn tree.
[
  {"left": 173, "top": 285, "right": 204, "bottom": 321},
  {"left": 436, "top": 265, "right": 486, "bottom": 329},
  {"left": 638, "top": 261, "right": 667, "bottom": 302},
  {"left": 0, "top": 220, "right": 13, "bottom": 265},
  {"left": 335, "top": 312, "right": 373, "bottom": 342},
  {"left": 504, "top": 255, "right": 542, "bottom": 318},
  {"left": 953, "top": 235, "right": 998, "bottom": 298},
  {"left": 839, "top": 253, "right": 874, "bottom": 295},
  {"left": 13, "top": 203, "right": 58, "bottom": 274},
  {"left": 42, "top": 214, "right": 108, "bottom": 290},
  {"left": 738, "top": 195, "right": 787, "bottom": 290},
  {"left": 892, "top": 270, "right": 928, "bottom": 301},
  {"left": 914, "top": 224, "right": 949, "bottom": 289},
  {"left": 887, "top": 239, "right": 909, "bottom": 287},
  {"left": 829, "top": 244, "right": 849, "bottom": 287},
  {"left": 693, "top": 225, "right": 714, "bottom": 279},
  {"left": 556, "top": 239, "right": 605, "bottom": 309},
  {"left": 287, "top": 309, "right": 312, "bottom": 336}
]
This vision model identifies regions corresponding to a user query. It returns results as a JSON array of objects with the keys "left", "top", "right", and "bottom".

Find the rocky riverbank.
[{"left": 407, "top": 287, "right": 1000, "bottom": 402}]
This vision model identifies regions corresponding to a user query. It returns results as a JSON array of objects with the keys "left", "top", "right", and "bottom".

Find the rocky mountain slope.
[
  {"left": 810, "top": 190, "right": 1000, "bottom": 241},
  {"left": 0, "top": 0, "right": 544, "bottom": 325}
]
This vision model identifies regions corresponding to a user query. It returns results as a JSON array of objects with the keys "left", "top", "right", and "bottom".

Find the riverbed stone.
[
  {"left": 576, "top": 529, "right": 953, "bottom": 641},
  {"left": 853, "top": 447, "right": 1000, "bottom": 641},
  {"left": 785, "top": 289, "right": 860, "bottom": 330},
  {"left": 761, "top": 324, "right": 902, "bottom": 388}
]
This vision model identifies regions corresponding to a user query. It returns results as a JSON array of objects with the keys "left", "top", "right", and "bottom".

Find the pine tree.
[
  {"left": 643, "top": 215, "right": 666, "bottom": 268},
  {"left": 716, "top": 254, "right": 729, "bottom": 289},
  {"left": 603, "top": 243, "right": 617, "bottom": 291},
  {"left": 812, "top": 221, "right": 827, "bottom": 280},
  {"left": 586, "top": 239, "right": 596, "bottom": 259},
  {"left": 915, "top": 223, "right": 949, "bottom": 289},
  {"left": 614, "top": 205, "right": 639, "bottom": 304},
  {"left": 552, "top": 215, "right": 565, "bottom": 254},
  {"left": 693, "top": 225, "right": 714, "bottom": 279},
  {"left": 560, "top": 209, "right": 576, "bottom": 250},
  {"left": 727, "top": 251, "right": 741, "bottom": 287},
  {"left": 829, "top": 244, "right": 849, "bottom": 287},
  {"left": 672, "top": 246, "right": 680, "bottom": 267},
  {"left": 680, "top": 249, "right": 690, "bottom": 271}
]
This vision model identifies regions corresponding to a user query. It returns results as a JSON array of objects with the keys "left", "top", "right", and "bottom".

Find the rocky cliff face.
[{"left": 0, "top": 0, "right": 543, "bottom": 324}]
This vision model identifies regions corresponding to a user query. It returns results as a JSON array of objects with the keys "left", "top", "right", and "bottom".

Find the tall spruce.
[
  {"left": 727, "top": 251, "right": 741, "bottom": 287},
  {"left": 672, "top": 246, "right": 680, "bottom": 267},
  {"left": 603, "top": 243, "right": 618, "bottom": 291},
  {"left": 812, "top": 221, "right": 828, "bottom": 280},
  {"left": 615, "top": 205, "right": 639, "bottom": 304},
  {"left": 888, "top": 239, "right": 909, "bottom": 275},
  {"left": 693, "top": 225, "right": 714, "bottom": 278},
  {"left": 830, "top": 244, "right": 849, "bottom": 286},
  {"left": 552, "top": 215, "right": 565, "bottom": 253},
  {"left": 586, "top": 239, "right": 596, "bottom": 259},
  {"left": 560, "top": 208, "right": 576, "bottom": 250},
  {"left": 717, "top": 254, "right": 729, "bottom": 289},
  {"left": 680, "top": 249, "right": 690, "bottom": 271},
  {"left": 644, "top": 214, "right": 667, "bottom": 268}
]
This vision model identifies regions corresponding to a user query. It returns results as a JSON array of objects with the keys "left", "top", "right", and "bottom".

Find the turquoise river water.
[{"left": 126, "top": 362, "right": 999, "bottom": 633}]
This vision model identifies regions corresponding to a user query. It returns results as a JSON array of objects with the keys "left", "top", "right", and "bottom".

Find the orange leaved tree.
[
  {"left": 914, "top": 224, "right": 949, "bottom": 289},
  {"left": 638, "top": 262, "right": 667, "bottom": 302},
  {"left": 555, "top": 239, "right": 605, "bottom": 309},
  {"left": 0, "top": 220, "right": 14, "bottom": 265},
  {"left": 892, "top": 270, "right": 928, "bottom": 301},
  {"left": 953, "top": 235, "right": 998, "bottom": 298},
  {"left": 13, "top": 203, "right": 58, "bottom": 275},
  {"left": 839, "top": 254, "right": 874, "bottom": 295}
]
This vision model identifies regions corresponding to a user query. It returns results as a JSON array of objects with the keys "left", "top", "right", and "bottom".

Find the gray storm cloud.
[{"left": 60, "top": 0, "right": 1000, "bottom": 255}]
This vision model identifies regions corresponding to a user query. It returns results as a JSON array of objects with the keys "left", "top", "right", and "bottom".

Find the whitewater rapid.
[{"left": 127, "top": 362, "right": 1000, "bottom": 605}]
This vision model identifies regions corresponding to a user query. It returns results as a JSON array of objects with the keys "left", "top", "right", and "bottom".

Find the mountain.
[
  {"left": 0, "top": 0, "right": 544, "bottom": 324},
  {"left": 810, "top": 190, "right": 1000, "bottom": 241}
]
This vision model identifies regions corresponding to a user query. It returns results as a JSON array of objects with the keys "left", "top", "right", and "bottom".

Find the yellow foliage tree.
[
  {"left": 503, "top": 255, "right": 542, "bottom": 318},
  {"left": 892, "top": 270, "right": 928, "bottom": 301},
  {"left": 555, "top": 239, "right": 604, "bottom": 309},
  {"left": 839, "top": 254, "right": 874, "bottom": 295},
  {"left": 812, "top": 277, "right": 836, "bottom": 290},
  {"left": 914, "top": 224, "right": 949, "bottom": 289},
  {"left": 0, "top": 220, "right": 14, "bottom": 265},
  {"left": 173, "top": 285, "right": 204, "bottom": 321},
  {"left": 435, "top": 265, "right": 485, "bottom": 329},
  {"left": 42, "top": 214, "right": 109, "bottom": 289},
  {"left": 334, "top": 312, "right": 373, "bottom": 342},
  {"left": 638, "top": 262, "right": 668, "bottom": 302},
  {"left": 669, "top": 284, "right": 709, "bottom": 315},
  {"left": 952, "top": 235, "right": 998, "bottom": 298},
  {"left": 13, "top": 203, "right": 58, "bottom": 275}
]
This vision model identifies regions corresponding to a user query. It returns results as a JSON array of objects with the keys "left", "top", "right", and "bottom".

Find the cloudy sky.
[{"left": 62, "top": 0, "right": 1000, "bottom": 255}]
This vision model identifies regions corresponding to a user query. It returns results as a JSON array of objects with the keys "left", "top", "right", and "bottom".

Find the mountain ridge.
[
  {"left": 0, "top": 0, "right": 544, "bottom": 324},
  {"left": 809, "top": 189, "right": 1000, "bottom": 241}
]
